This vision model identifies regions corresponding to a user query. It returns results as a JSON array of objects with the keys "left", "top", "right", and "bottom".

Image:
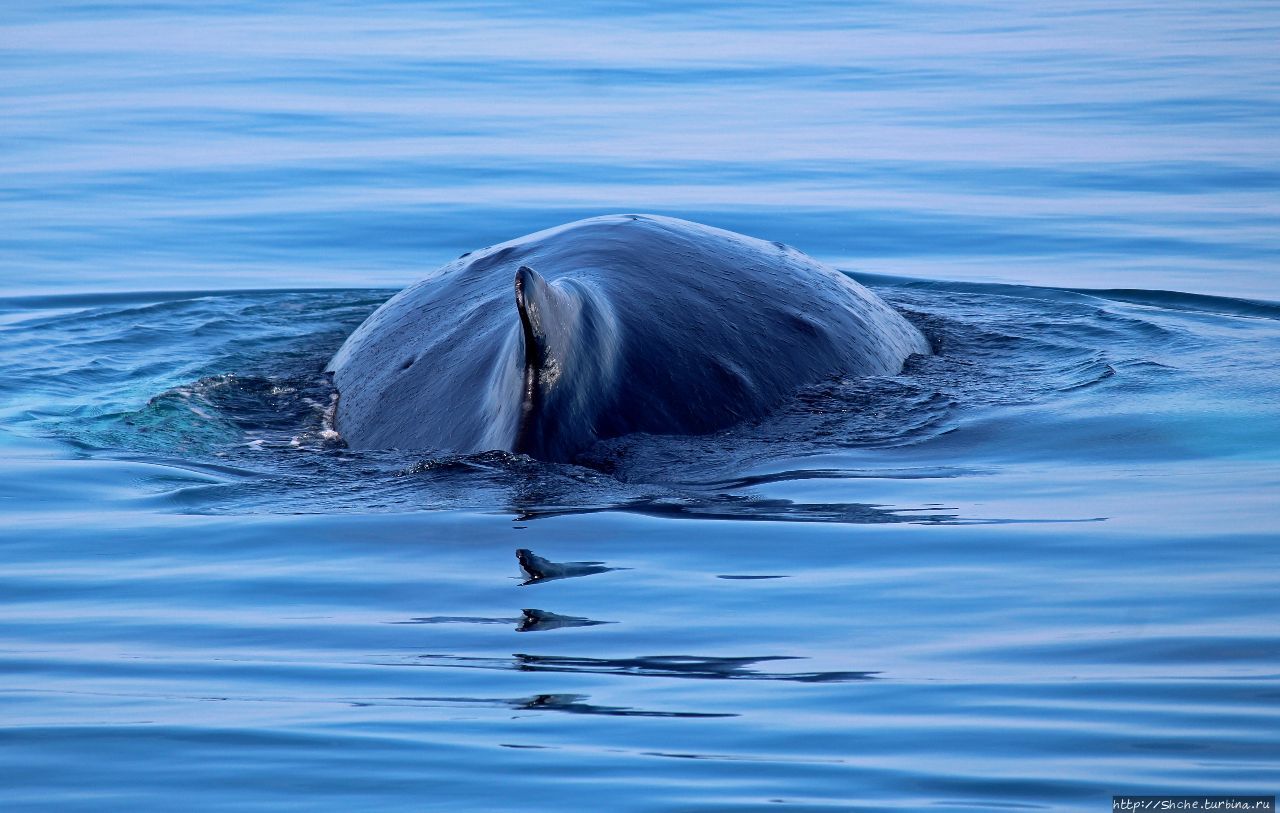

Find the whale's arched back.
[{"left": 326, "top": 214, "right": 930, "bottom": 461}]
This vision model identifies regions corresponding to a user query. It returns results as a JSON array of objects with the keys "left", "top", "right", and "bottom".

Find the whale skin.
[{"left": 326, "top": 214, "right": 930, "bottom": 462}]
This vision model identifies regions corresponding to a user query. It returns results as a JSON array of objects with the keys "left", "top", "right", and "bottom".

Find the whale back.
[{"left": 327, "top": 214, "right": 929, "bottom": 460}]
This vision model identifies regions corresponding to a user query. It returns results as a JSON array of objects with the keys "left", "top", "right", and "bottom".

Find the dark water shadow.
[
  {"left": 512, "top": 693, "right": 734, "bottom": 718},
  {"left": 390, "top": 693, "right": 734, "bottom": 719},
  {"left": 400, "top": 653, "right": 879, "bottom": 683},
  {"left": 389, "top": 609, "right": 612, "bottom": 633},
  {"left": 513, "top": 495, "right": 963, "bottom": 525},
  {"left": 683, "top": 465, "right": 980, "bottom": 490}
]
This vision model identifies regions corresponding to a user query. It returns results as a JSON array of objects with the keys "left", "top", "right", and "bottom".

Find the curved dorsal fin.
[
  {"left": 514, "top": 266, "right": 573, "bottom": 453},
  {"left": 512, "top": 265, "right": 619, "bottom": 460},
  {"left": 514, "top": 265, "right": 559, "bottom": 374}
]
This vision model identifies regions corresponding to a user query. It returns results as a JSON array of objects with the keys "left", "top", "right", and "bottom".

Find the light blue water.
[{"left": 2, "top": 2, "right": 1279, "bottom": 811}]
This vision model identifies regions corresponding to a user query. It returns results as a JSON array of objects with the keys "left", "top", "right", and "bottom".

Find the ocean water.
[{"left": 2, "top": 2, "right": 1279, "bottom": 811}]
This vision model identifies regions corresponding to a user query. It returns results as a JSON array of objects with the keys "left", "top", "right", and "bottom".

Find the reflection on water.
[
  {"left": 391, "top": 609, "right": 613, "bottom": 633},
  {"left": 514, "top": 494, "right": 965, "bottom": 525},
  {"left": 392, "top": 693, "right": 737, "bottom": 719},
  {"left": 517, "top": 549, "right": 620, "bottom": 585},
  {"left": 407, "top": 653, "right": 879, "bottom": 684}
]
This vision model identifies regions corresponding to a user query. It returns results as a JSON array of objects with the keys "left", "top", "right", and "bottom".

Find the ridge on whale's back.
[{"left": 326, "top": 214, "right": 930, "bottom": 462}]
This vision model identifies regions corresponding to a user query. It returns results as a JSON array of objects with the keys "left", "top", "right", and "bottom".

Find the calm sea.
[{"left": 2, "top": 2, "right": 1278, "bottom": 811}]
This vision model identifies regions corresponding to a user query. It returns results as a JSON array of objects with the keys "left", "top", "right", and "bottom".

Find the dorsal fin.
[
  {"left": 514, "top": 266, "right": 573, "bottom": 453},
  {"left": 512, "top": 265, "right": 618, "bottom": 460},
  {"left": 515, "top": 265, "right": 555, "bottom": 373}
]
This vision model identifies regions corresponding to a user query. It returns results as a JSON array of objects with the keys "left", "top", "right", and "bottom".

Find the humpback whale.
[{"left": 326, "top": 214, "right": 929, "bottom": 462}]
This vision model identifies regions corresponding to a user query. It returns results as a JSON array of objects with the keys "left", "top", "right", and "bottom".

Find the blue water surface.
[{"left": 2, "top": 2, "right": 1279, "bottom": 811}]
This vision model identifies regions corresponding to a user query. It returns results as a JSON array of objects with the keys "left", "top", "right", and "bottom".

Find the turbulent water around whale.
[
  {"left": 6, "top": 274, "right": 1277, "bottom": 514},
  {"left": 3, "top": 1, "right": 1280, "bottom": 811}
]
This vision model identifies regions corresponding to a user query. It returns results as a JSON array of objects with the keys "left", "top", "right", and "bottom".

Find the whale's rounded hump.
[{"left": 327, "top": 214, "right": 930, "bottom": 461}]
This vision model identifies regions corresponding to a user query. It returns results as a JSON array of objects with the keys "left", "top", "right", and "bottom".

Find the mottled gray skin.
[{"left": 327, "top": 214, "right": 930, "bottom": 462}]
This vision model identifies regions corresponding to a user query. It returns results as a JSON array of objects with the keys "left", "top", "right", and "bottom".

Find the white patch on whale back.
[
  {"left": 479, "top": 328, "right": 525, "bottom": 451},
  {"left": 563, "top": 278, "right": 621, "bottom": 432}
]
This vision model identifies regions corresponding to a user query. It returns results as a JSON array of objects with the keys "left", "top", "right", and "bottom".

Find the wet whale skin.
[{"left": 327, "top": 214, "right": 930, "bottom": 461}]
